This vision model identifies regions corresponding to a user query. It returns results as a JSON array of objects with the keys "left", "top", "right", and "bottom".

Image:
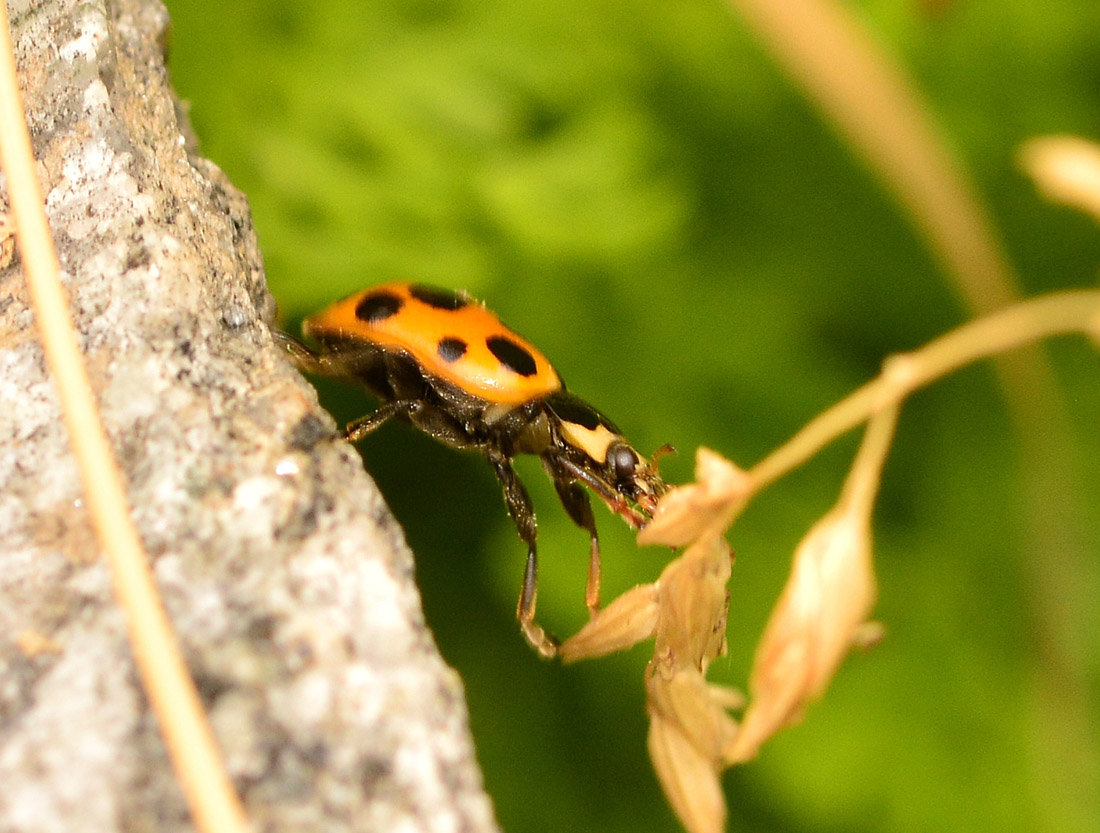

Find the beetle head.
[{"left": 543, "top": 392, "right": 669, "bottom": 526}]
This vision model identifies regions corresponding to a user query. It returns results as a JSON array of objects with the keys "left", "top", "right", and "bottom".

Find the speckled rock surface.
[{"left": 0, "top": 1, "right": 499, "bottom": 831}]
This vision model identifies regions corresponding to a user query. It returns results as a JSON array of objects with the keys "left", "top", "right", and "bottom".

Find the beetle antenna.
[{"left": 651, "top": 444, "right": 676, "bottom": 468}]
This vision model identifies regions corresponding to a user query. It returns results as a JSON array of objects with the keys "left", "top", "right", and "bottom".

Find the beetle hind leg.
[{"left": 488, "top": 451, "right": 558, "bottom": 659}]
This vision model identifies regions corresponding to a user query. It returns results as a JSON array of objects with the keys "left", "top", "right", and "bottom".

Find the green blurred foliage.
[{"left": 164, "top": 1, "right": 1100, "bottom": 831}]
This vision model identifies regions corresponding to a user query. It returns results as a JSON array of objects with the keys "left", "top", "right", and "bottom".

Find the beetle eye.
[{"left": 608, "top": 445, "right": 639, "bottom": 484}]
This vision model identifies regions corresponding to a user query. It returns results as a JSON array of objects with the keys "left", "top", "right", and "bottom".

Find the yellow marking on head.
[{"left": 559, "top": 420, "right": 618, "bottom": 464}]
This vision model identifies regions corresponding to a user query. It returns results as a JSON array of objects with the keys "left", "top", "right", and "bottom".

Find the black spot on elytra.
[
  {"left": 487, "top": 335, "right": 537, "bottom": 377},
  {"left": 356, "top": 292, "right": 403, "bottom": 323},
  {"left": 437, "top": 337, "right": 467, "bottom": 363},
  {"left": 409, "top": 284, "right": 468, "bottom": 311}
]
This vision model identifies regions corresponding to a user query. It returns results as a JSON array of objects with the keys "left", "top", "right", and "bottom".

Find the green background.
[{"left": 164, "top": 1, "right": 1100, "bottom": 831}]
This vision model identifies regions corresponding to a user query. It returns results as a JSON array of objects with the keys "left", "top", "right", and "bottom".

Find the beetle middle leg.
[
  {"left": 347, "top": 399, "right": 479, "bottom": 447},
  {"left": 486, "top": 449, "right": 557, "bottom": 659},
  {"left": 344, "top": 401, "right": 420, "bottom": 442},
  {"left": 550, "top": 477, "right": 602, "bottom": 617}
]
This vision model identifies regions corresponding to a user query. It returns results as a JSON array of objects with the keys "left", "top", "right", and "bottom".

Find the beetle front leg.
[
  {"left": 551, "top": 477, "right": 602, "bottom": 617},
  {"left": 552, "top": 456, "right": 649, "bottom": 529},
  {"left": 487, "top": 450, "right": 557, "bottom": 659}
]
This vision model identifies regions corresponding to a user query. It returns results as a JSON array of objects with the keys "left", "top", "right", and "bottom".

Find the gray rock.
[{"left": 0, "top": 1, "right": 499, "bottom": 831}]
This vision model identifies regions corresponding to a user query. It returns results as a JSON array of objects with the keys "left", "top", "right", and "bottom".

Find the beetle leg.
[
  {"left": 275, "top": 331, "right": 325, "bottom": 373},
  {"left": 487, "top": 450, "right": 557, "bottom": 659},
  {"left": 344, "top": 401, "right": 419, "bottom": 443},
  {"left": 551, "top": 478, "right": 602, "bottom": 617},
  {"left": 553, "top": 456, "right": 649, "bottom": 529},
  {"left": 276, "top": 330, "right": 370, "bottom": 381},
  {"left": 409, "top": 404, "right": 479, "bottom": 449}
]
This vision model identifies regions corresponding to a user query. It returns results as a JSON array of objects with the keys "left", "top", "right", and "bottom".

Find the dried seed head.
[
  {"left": 640, "top": 447, "right": 750, "bottom": 548},
  {"left": 648, "top": 713, "right": 728, "bottom": 833},
  {"left": 730, "top": 500, "right": 877, "bottom": 763},
  {"left": 1020, "top": 135, "right": 1100, "bottom": 223}
]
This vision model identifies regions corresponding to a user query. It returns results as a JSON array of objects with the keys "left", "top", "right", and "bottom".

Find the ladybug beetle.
[{"left": 278, "top": 282, "right": 668, "bottom": 658}]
